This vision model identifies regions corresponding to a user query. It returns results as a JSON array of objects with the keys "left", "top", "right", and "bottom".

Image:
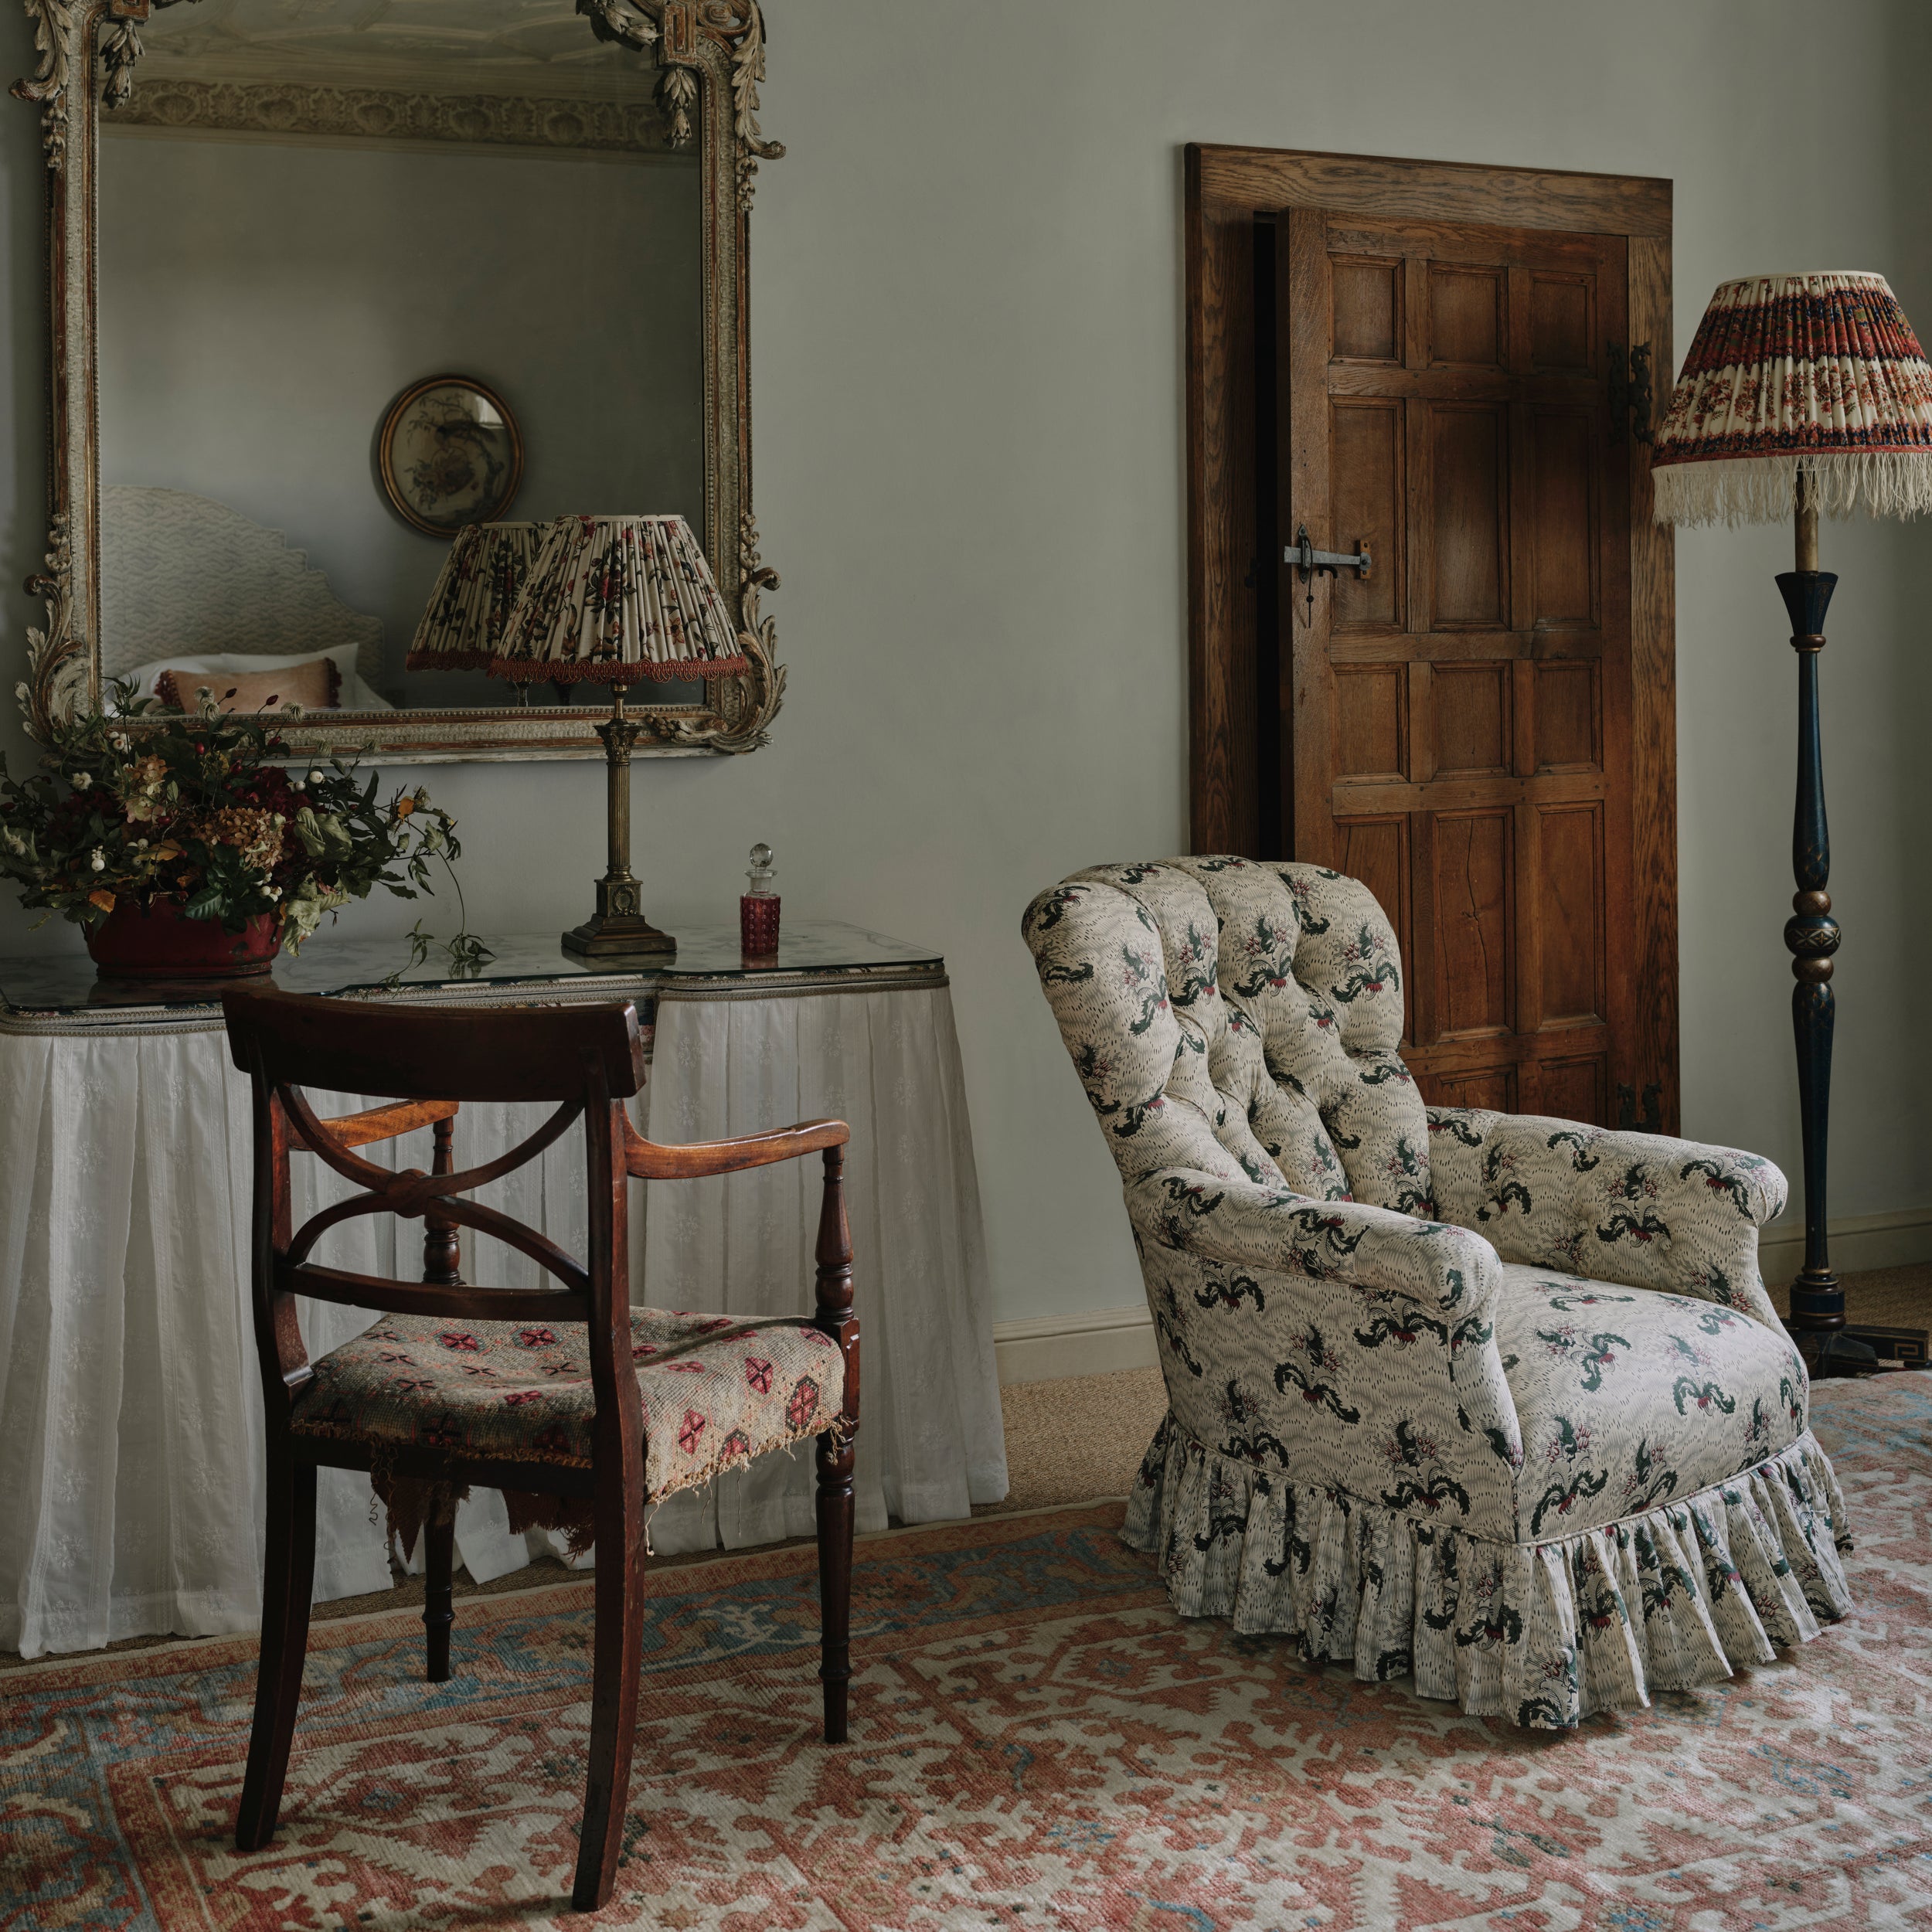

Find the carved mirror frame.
[{"left": 12, "top": 0, "right": 784, "bottom": 762}]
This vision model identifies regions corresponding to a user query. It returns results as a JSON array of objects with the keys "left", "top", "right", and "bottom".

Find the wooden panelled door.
[{"left": 1281, "top": 209, "right": 1633, "bottom": 1122}]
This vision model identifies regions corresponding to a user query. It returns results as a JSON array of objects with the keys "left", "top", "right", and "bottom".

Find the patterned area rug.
[{"left": 6, "top": 1376, "right": 1929, "bottom": 1931}]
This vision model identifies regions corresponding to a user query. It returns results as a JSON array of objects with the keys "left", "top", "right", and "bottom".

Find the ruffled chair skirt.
[{"left": 1124, "top": 1413, "right": 1855, "bottom": 1730}]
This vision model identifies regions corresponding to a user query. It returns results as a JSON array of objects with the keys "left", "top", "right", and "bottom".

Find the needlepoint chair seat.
[
  {"left": 288, "top": 1309, "right": 845, "bottom": 1498},
  {"left": 1024, "top": 856, "right": 1852, "bottom": 1731}
]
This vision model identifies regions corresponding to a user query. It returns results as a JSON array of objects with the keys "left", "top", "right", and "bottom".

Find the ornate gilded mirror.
[{"left": 12, "top": 0, "right": 782, "bottom": 761}]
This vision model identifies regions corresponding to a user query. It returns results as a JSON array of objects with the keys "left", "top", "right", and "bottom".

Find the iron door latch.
[{"left": 1284, "top": 525, "right": 1372, "bottom": 583}]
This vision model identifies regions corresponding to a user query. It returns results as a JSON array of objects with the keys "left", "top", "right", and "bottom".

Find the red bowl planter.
[{"left": 86, "top": 897, "right": 281, "bottom": 979}]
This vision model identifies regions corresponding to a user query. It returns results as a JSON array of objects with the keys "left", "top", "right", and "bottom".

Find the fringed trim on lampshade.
[
  {"left": 491, "top": 655, "right": 733, "bottom": 685},
  {"left": 1651, "top": 270, "right": 1932, "bottom": 527},
  {"left": 1652, "top": 448, "right": 1932, "bottom": 527}
]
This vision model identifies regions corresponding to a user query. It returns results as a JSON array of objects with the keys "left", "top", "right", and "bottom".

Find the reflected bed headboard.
[{"left": 99, "top": 486, "right": 386, "bottom": 691}]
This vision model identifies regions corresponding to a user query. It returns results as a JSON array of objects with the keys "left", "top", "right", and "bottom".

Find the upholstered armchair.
[{"left": 1023, "top": 857, "right": 1851, "bottom": 1730}]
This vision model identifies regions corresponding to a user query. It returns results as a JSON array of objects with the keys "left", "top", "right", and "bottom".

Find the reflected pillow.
[
  {"left": 156, "top": 656, "right": 340, "bottom": 714},
  {"left": 124, "top": 642, "right": 394, "bottom": 713}
]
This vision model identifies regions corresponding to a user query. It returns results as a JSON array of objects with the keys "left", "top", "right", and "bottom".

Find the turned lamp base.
[
  {"left": 1784, "top": 1280, "right": 1882, "bottom": 1377},
  {"left": 1784, "top": 1319, "right": 1921, "bottom": 1377},
  {"left": 562, "top": 911, "right": 676, "bottom": 961},
  {"left": 561, "top": 682, "right": 677, "bottom": 962}
]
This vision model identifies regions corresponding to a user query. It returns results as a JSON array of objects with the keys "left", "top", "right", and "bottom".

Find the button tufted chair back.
[{"left": 1022, "top": 856, "right": 1432, "bottom": 1215}]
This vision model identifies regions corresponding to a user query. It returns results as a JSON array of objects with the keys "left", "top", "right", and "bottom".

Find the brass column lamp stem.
[
  {"left": 561, "top": 682, "right": 677, "bottom": 959},
  {"left": 1796, "top": 466, "right": 1819, "bottom": 573},
  {"left": 602, "top": 682, "right": 638, "bottom": 889}
]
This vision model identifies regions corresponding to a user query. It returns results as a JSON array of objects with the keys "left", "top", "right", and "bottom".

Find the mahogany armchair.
[{"left": 221, "top": 987, "right": 859, "bottom": 1913}]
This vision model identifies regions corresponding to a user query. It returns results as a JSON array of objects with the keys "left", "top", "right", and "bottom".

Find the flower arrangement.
[{"left": 0, "top": 680, "right": 486, "bottom": 961}]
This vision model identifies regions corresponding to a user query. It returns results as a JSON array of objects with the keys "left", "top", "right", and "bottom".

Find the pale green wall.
[{"left": 0, "top": 0, "right": 1924, "bottom": 1322}]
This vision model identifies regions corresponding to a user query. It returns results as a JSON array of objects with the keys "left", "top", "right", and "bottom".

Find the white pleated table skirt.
[{"left": 0, "top": 985, "right": 1007, "bottom": 1658}]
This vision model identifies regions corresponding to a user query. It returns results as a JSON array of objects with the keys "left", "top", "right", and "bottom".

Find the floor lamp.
[{"left": 1651, "top": 272, "right": 1932, "bottom": 1375}]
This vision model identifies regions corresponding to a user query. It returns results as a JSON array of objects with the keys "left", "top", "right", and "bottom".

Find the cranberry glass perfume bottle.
[{"left": 740, "top": 842, "right": 780, "bottom": 957}]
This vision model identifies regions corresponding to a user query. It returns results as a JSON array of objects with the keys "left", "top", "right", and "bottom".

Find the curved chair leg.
[
  {"left": 423, "top": 1515, "right": 455, "bottom": 1682},
  {"left": 236, "top": 1456, "right": 318, "bottom": 1852},
  {"left": 815, "top": 1423, "right": 855, "bottom": 1743},
  {"left": 571, "top": 1482, "right": 645, "bottom": 1913}
]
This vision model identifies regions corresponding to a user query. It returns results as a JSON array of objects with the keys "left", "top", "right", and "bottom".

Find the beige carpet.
[
  {"left": 988, "top": 1366, "right": 1168, "bottom": 1509},
  {"left": 1770, "top": 1260, "right": 1932, "bottom": 1330},
  {"left": 5, "top": 1263, "right": 1923, "bottom": 1672}
]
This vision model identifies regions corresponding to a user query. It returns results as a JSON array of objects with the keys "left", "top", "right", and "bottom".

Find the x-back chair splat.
[{"left": 220, "top": 987, "right": 858, "bottom": 1915}]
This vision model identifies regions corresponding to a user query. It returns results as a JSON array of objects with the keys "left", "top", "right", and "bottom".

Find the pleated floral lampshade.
[
  {"left": 1651, "top": 271, "right": 1932, "bottom": 526},
  {"left": 404, "top": 521, "right": 542, "bottom": 672},
  {"left": 489, "top": 515, "right": 747, "bottom": 687}
]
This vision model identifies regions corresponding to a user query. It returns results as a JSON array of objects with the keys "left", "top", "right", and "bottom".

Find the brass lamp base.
[
  {"left": 563, "top": 682, "right": 676, "bottom": 962},
  {"left": 562, "top": 910, "right": 676, "bottom": 961}
]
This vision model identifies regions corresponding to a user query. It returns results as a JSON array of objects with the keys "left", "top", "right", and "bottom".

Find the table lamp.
[
  {"left": 405, "top": 522, "right": 542, "bottom": 679},
  {"left": 1651, "top": 271, "right": 1932, "bottom": 1373},
  {"left": 490, "top": 513, "right": 749, "bottom": 960}
]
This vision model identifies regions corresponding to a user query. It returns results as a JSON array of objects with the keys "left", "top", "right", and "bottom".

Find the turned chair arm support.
[
  {"left": 621, "top": 1116, "right": 856, "bottom": 1371},
  {"left": 621, "top": 1115, "right": 850, "bottom": 1180}
]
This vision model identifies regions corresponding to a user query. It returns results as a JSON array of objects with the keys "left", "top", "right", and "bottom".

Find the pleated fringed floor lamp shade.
[
  {"left": 1651, "top": 272, "right": 1932, "bottom": 522},
  {"left": 404, "top": 521, "right": 542, "bottom": 675},
  {"left": 1651, "top": 271, "right": 1932, "bottom": 1372},
  {"left": 491, "top": 515, "right": 749, "bottom": 961}
]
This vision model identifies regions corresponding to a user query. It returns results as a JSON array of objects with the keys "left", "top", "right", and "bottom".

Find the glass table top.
[{"left": 0, "top": 921, "right": 945, "bottom": 1026}]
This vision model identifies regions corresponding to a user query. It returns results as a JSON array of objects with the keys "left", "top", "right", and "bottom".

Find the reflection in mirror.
[{"left": 97, "top": 0, "right": 706, "bottom": 716}]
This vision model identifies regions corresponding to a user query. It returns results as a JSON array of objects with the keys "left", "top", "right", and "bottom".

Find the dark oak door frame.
[{"left": 1185, "top": 144, "right": 1679, "bottom": 1132}]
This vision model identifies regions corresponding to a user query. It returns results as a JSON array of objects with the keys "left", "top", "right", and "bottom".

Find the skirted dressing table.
[{"left": 0, "top": 923, "right": 1008, "bottom": 1658}]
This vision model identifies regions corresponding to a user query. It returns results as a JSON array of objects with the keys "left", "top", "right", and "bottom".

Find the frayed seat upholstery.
[
  {"left": 1024, "top": 856, "right": 1852, "bottom": 1730},
  {"left": 289, "top": 1308, "right": 845, "bottom": 1504}
]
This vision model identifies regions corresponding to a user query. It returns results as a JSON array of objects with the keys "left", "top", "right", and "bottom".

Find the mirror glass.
[{"left": 97, "top": 0, "right": 705, "bottom": 716}]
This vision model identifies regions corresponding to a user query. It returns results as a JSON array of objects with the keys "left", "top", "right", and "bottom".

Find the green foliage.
[{"left": 0, "top": 680, "right": 489, "bottom": 971}]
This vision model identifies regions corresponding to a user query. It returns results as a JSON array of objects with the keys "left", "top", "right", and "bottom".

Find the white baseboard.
[
  {"left": 1758, "top": 1205, "right": 1932, "bottom": 1286},
  {"left": 995, "top": 1206, "right": 1932, "bottom": 1385},
  {"left": 994, "top": 1304, "right": 1155, "bottom": 1385}
]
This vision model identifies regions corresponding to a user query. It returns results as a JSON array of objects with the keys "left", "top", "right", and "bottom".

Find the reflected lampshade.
[
  {"left": 404, "top": 521, "right": 542, "bottom": 672},
  {"left": 489, "top": 514, "right": 747, "bottom": 686},
  {"left": 1651, "top": 271, "right": 1932, "bottom": 526}
]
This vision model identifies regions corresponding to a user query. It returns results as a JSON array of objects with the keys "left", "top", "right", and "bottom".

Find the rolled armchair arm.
[
  {"left": 1425, "top": 1107, "right": 1787, "bottom": 1325},
  {"left": 1128, "top": 1167, "right": 1502, "bottom": 1316}
]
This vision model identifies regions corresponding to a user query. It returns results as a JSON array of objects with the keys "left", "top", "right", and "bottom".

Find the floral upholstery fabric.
[
  {"left": 1022, "top": 857, "right": 1853, "bottom": 1730},
  {"left": 1427, "top": 1107, "right": 1787, "bottom": 1329},
  {"left": 1026, "top": 858, "right": 1430, "bottom": 1213},
  {"left": 287, "top": 1307, "right": 845, "bottom": 1505},
  {"left": 1493, "top": 1266, "right": 1806, "bottom": 1540}
]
